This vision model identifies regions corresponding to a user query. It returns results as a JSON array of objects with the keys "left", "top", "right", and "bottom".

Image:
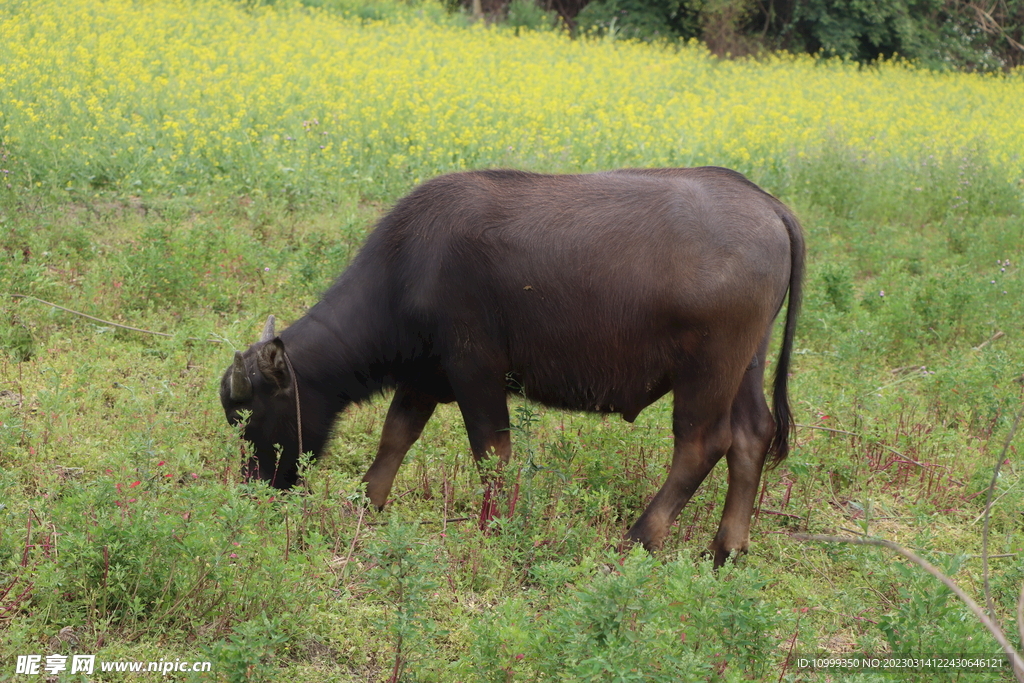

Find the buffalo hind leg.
[
  {"left": 625, "top": 380, "right": 735, "bottom": 554},
  {"left": 362, "top": 385, "right": 438, "bottom": 508},
  {"left": 708, "top": 358, "right": 775, "bottom": 566}
]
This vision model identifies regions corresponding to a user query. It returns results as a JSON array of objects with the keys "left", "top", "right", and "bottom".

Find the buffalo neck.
[{"left": 278, "top": 265, "right": 397, "bottom": 415}]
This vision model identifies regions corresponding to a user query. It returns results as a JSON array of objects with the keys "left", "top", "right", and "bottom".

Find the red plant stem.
[
  {"left": 507, "top": 478, "right": 521, "bottom": 519},
  {"left": 777, "top": 613, "right": 801, "bottom": 683},
  {"left": 21, "top": 514, "right": 32, "bottom": 567},
  {"left": 1017, "top": 583, "right": 1024, "bottom": 662},
  {"left": 479, "top": 481, "right": 501, "bottom": 531},
  {"left": 102, "top": 546, "right": 109, "bottom": 590},
  {"left": 759, "top": 509, "right": 805, "bottom": 520},
  {"left": 1, "top": 581, "right": 34, "bottom": 616},
  {"left": 753, "top": 479, "right": 769, "bottom": 527},
  {"left": 0, "top": 576, "right": 16, "bottom": 603},
  {"left": 284, "top": 514, "right": 290, "bottom": 563}
]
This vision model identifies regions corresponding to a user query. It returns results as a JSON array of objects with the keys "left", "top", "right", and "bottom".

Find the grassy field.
[{"left": 2, "top": 0, "right": 1024, "bottom": 681}]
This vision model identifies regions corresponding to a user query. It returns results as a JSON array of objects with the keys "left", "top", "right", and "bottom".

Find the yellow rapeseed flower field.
[{"left": 0, "top": 0, "right": 1022, "bottom": 199}]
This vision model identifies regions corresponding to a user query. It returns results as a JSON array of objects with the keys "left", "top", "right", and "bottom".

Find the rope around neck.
[{"left": 281, "top": 347, "right": 303, "bottom": 458}]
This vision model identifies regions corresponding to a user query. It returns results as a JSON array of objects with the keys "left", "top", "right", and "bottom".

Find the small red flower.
[{"left": 129, "top": 481, "right": 140, "bottom": 488}]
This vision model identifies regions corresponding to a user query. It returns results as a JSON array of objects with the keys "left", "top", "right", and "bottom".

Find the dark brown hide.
[{"left": 220, "top": 167, "right": 804, "bottom": 565}]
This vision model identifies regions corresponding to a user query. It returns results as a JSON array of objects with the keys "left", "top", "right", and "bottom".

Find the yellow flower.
[{"left": 0, "top": 0, "right": 1020, "bottom": 197}]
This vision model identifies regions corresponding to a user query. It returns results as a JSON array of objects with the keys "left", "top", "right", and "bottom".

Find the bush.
[
  {"left": 555, "top": 0, "right": 1024, "bottom": 69},
  {"left": 786, "top": 0, "right": 1024, "bottom": 70},
  {"left": 576, "top": 0, "right": 699, "bottom": 40},
  {"left": 506, "top": 0, "right": 559, "bottom": 31},
  {"left": 454, "top": 550, "right": 783, "bottom": 680}
]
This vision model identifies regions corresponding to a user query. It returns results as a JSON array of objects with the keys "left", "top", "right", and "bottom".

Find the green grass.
[{"left": 1, "top": 144, "right": 1022, "bottom": 681}]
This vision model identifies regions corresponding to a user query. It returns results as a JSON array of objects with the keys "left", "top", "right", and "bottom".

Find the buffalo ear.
[
  {"left": 259, "top": 315, "right": 276, "bottom": 343},
  {"left": 255, "top": 338, "right": 291, "bottom": 391},
  {"left": 229, "top": 351, "right": 253, "bottom": 402}
]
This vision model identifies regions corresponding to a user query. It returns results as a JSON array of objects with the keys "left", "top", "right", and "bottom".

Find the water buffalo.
[{"left": 221, "top": 167, "right": 804, "bottom": 565}]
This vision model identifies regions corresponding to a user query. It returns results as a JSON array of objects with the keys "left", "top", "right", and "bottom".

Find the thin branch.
[
  {"left": 8, "top": 294, "right": 225, "bottom": 343},
  {"left": 974, "top": 330, "right": 1006, "bottom": 351},
  {"left": 758, "top": 508, "right": 806, "bottom": 521},
  {"left": 793, "top": 533, "right": 1024, "bottom": 682},
  {"left": 835, "top": 526, "right": 1019, "bottom": 558},
  {"left": 777, "top": 610, "right": 801, "bottom": 683},
  {"left": 1018, "top": 583, "right": 1024, "bottom": 656},
  {"left": 971, "top": 474, "right": 1023, "bottom": 525},
  {"left": 968, "top": 2, "right": 1024, "bottom": 51},
  {"left": 984, "top": 401, "right": 1024, "bottom": 619},
  {"left": 340, "top": 505, "right": 366, "bottom": 581}
]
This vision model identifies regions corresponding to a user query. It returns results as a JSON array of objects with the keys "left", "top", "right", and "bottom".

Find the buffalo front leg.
[
  {"left": 451, "top": 371, "right": 512, "bottom": 529},
  {"left": 362, "top": 385, "right": 438, "bottom": 508}
]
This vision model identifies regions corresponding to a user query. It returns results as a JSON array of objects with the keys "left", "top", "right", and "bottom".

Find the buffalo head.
[{"left": 220, "top": 316, "right": 302, "bottom": 488}]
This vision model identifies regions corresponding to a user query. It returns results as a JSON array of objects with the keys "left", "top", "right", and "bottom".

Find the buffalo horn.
[
  {"left": 259, "top": 315, "right": 276, "bottom": 342},
  {"left": 230, "top": 351, "right": 253, "bottom": 402}
]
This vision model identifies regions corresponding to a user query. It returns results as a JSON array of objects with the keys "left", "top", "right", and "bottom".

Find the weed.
[
  {"left": 362, "top": 521, "right": 445, "bottom": 681},
  {"left": 206, "top": 612, "right": 291, "bottom": 683}
]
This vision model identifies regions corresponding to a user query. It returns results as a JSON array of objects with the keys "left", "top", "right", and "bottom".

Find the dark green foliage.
[
  {"left": 529, "top": 0, "right": 1024, "bottom": 69},
  {"left": 788, "top": 0, "right": 950, "bottom": 64},
  {"left": 506, "top": 0, "right": 559, "bottom": 31},
  {"left": 576, "top": 0, "right": 701, "bottom": 40},
  {"left": 785, "top": 0, "right": 1024, "bottom": 69}
]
